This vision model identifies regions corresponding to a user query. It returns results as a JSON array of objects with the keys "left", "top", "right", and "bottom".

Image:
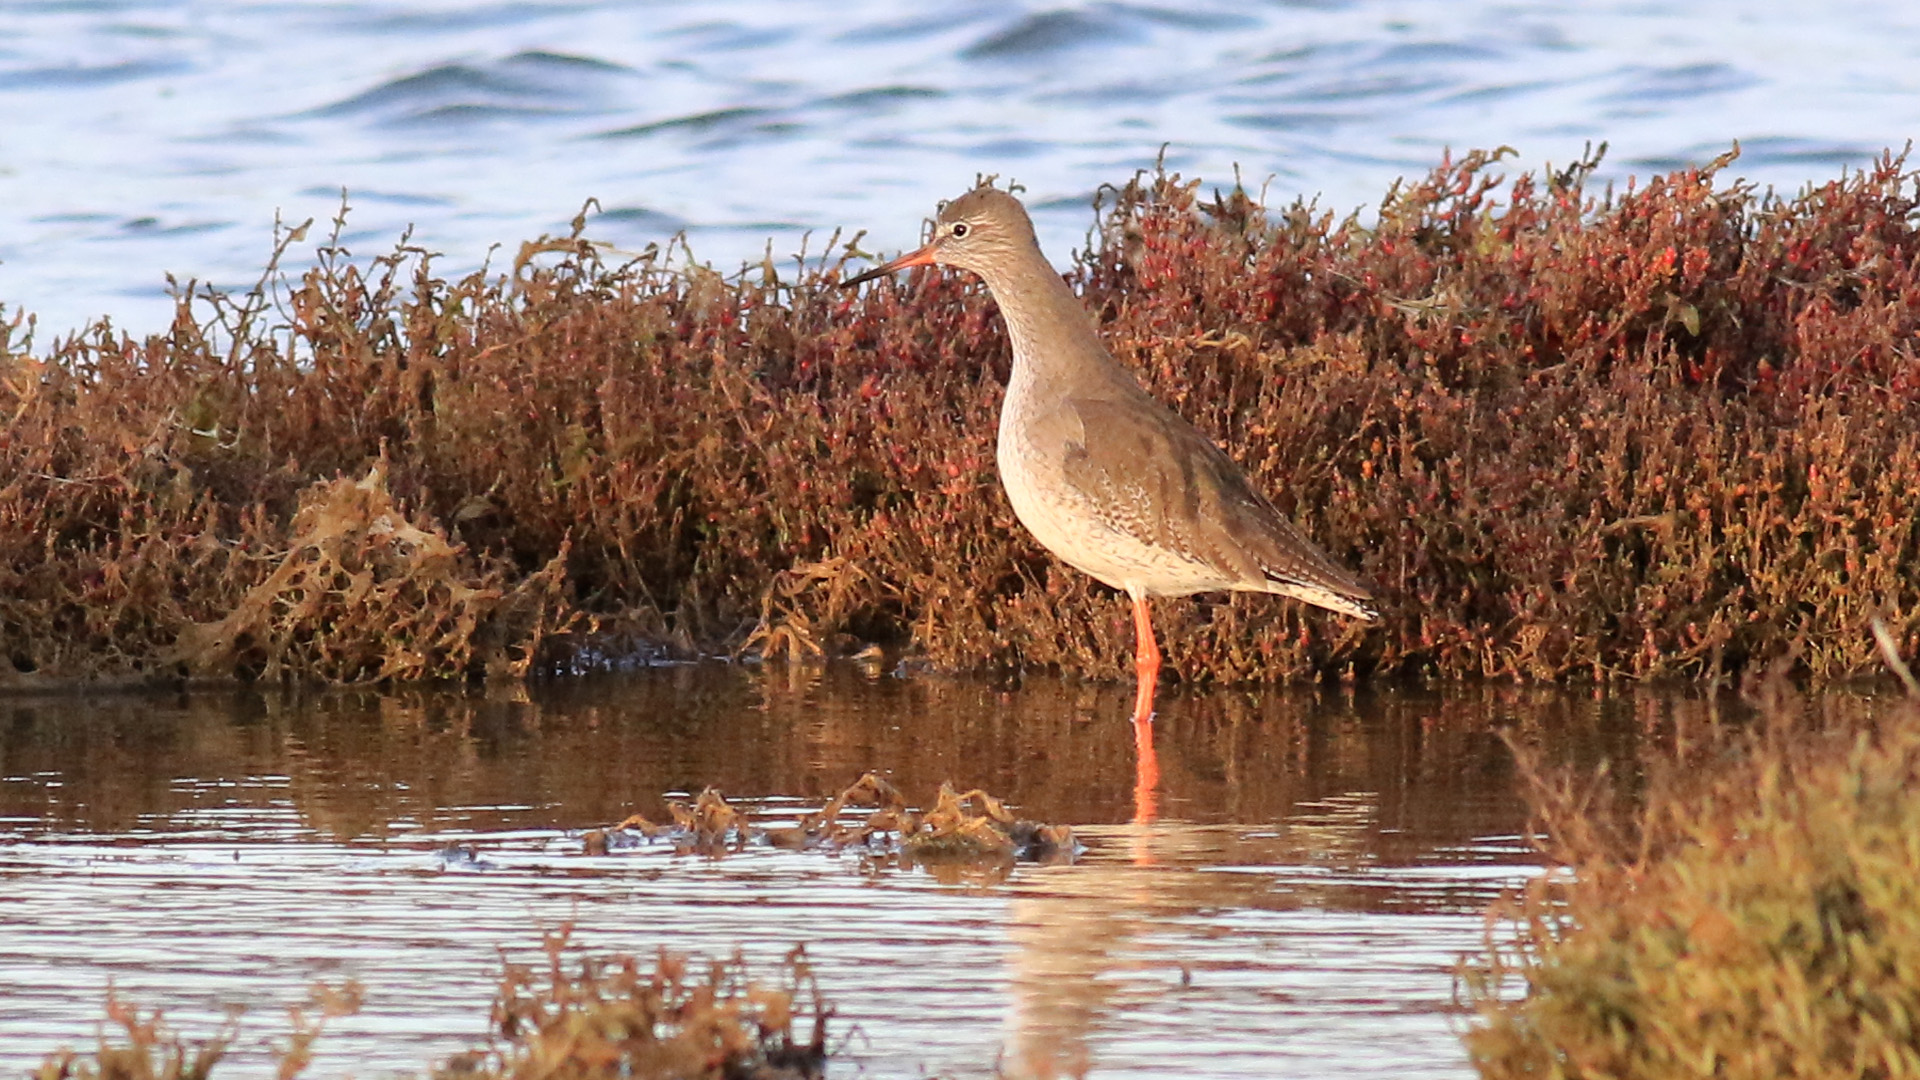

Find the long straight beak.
[{"left": 841, "top": 240, "right": 941, "bottom": 288}]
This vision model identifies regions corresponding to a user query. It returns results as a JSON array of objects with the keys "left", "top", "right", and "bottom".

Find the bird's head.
[{"left": 843, "top": 187, "right": 1038, "bottom": 286}]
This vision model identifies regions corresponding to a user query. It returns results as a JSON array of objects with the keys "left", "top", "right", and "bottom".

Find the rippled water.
[
  {"left": 3, "top": 1, "right": 1916, "bottom": 336},
  {"left": 0, "top": 667, "right": 1653, "bottom": 1077},
  {"left": 0, "top": 668, "right": 1651, "bottom": 1068}
]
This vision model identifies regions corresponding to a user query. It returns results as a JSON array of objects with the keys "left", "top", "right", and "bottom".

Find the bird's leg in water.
[{"left": 1130, "top": 592, "right": 1161, "bottom": 822}]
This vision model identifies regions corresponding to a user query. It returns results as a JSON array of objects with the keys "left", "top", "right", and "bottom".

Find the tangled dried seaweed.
[
  {"left": 4, "top": 146, "right": 1918, "bottom": 687},
  {"left": 584, "top": 773, "right": 1073, "bottom": 864},
  {"left": 166, "top": 460, "right": 577, "bottom": 684}
]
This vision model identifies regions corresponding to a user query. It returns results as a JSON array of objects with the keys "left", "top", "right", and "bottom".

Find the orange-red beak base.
[{"left": 841, "top": 241, "right": 941, "bottom": 288}]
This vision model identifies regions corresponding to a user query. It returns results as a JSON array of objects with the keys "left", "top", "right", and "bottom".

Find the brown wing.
[{"left": 1058, "top": 392, "right": 1375, "bottom": 611}]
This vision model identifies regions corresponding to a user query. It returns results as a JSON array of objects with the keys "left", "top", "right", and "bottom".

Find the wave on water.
[{"left": 1, "top": 0, "right": 1916, "bottom": 334}]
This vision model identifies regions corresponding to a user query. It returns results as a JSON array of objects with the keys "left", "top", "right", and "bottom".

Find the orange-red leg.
[
  {"left": 1130, "top": 592, "right": 1161, "bottom": 824},
  {"left": 1130, "top": 592, "right": 1162, "bottom": 726},
  {"left": 1131, "top": 592, "right": 1162, "bottom": 686}
]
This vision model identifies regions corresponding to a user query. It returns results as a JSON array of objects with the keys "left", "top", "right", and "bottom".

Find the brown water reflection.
[
  {"left": 0, "top": 665, "right": 1652, "bottom": 1077},
  {"left": 2, "top": 668, "right": 1632, "bottom": 842}
]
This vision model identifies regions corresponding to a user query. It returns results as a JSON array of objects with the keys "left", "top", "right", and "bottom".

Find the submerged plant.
[{"left": 588, "top": 772, "right": 1074, "bottom": 864}]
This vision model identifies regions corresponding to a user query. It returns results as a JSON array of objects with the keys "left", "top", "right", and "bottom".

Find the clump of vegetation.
[
  {"left": 37, "top": 939, "right": 825, "bottom": 1080},
  {"left": 1461, "top": 660, "right": 1920, "bottom": 1078},
  {"left": 3, "top": 146, "right": 1917, "bottom": 686},
  {"left": 586, "top": 772, "right": 1074, "bottom": 863},
  {"left": 166, "top": 460, "right": 575, "bottom": 683},
  {"left": 440, "top": 928, "right": 827, "bottom": 1080},
  {"left": 33, "top": 998, "right": 234, "bottom": 1080},
  {"left": 34, "top": 982, "right": 361, "bottom": 1080}
]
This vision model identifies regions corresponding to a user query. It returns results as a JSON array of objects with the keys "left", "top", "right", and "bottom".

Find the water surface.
[
  {"left": 2, "top": 1, "right": 1916, "bottom": 335},
  {"left": 0, "top": 666, "right": 1654, "bottom": 1077}
]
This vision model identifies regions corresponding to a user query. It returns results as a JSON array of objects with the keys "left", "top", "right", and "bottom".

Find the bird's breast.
[{"left": 994, "top": 389, "right": 1228, "bottom": 597}]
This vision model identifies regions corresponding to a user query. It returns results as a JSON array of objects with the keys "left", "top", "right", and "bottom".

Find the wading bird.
[{"left": 844, "top": 187, "right": 1376, "bottom": 807}]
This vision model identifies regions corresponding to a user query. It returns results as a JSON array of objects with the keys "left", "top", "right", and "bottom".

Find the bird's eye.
[{"left": 950, "top": 222, "right": 971, "bottom": 239}]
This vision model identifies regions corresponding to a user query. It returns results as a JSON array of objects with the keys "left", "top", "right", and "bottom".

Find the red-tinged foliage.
[{"left": 1, "top": 146, "right": 1916, "bottom": 687}]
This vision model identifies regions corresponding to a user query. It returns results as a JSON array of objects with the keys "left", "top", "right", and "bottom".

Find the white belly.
[{"left": 995, "top": 403, "right": 1229, "bottom": 598}]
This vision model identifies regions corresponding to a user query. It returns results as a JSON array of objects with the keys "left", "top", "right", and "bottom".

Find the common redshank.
[{"left": 844, "top": 187, "right": 1378, "bottom": 776}]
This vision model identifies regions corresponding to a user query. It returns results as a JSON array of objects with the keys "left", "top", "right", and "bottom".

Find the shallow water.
[
  {"left": 0, "top": 665, "right": 1653, "bottom": 1077},
  {"left": 3, "top": 1, "right": 1917, "bottom": 336}
]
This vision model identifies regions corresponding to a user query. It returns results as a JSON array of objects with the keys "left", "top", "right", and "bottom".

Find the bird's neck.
[{"left": 975, "top": 251, "right": 1129, "bottom": 399}]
